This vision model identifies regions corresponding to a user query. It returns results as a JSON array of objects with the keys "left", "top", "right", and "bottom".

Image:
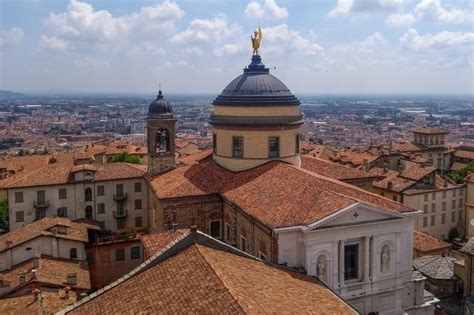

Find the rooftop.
[
  {"left": 301, "top": 155, "right": 378, "bottom": 181},
  {"left": 413, "top": 231, "right": 451, "bottom": 254},
  {"left": 413, "top": 127, "right": 449, "bottom": 135},
  {"left": 413, "top": 255, "right": 461, "bottom": 280}
]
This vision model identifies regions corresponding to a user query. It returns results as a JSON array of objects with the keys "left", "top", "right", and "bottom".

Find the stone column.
[
  {"left": 364, "top": 236, "right": 370, "bottom": 283},
  {"left": 338, "top": 239, "right": 345, "bottom": 288}
]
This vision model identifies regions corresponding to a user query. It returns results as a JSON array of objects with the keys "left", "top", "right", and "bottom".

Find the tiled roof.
[
  {"left": 104, "top": 143, "right": 147, "bottom": 156},
  {"left": 4, "top": 162, "right": 145, "bottom": 189},
  {"left": 71, "top": 164, "right": 97, "bottom": 173},
  {"left": 413, "top": 255, "right": 461, "bottom": 280},
  {"left": 400, "top": 164, "right": 437, "bottom": 181},
  {"left": 0, "top": 217, "right": 90, "bottom": 252},
  {"left": 0, "top": 290, "right": 77, "bottom": 315},
  {"left": 453, "top": 150, "right": 474, "bottom": 160},
  {"left": 178, "top": 148, "right": 212, "bottom": 166},
  {"left": 413, "top": 231, "right": 451, "bottom": 253},
  {"left": 140, "top": 229, "right": 190, "bottom": 259},
  {"left": 64, "top": 231, "right": 356, "bottom": 314},
  {"left": 0, "top": 256, "right": 91, "bottom": 292},
  {"left": 329, "top": 148, "right": 380, "bottom": 167},
  {"left": 373, "top": 173, "right": 416, "bottom": 192},
  {"left": 301, "top": 156, "right": 377, "bottom": 180},
  {"left": 461, "top": 237, "right": 474, "bottom": 255},
  {"left": 451, "top": 162, "right": 468, "bottom": 171},
  {"left": 413, "top": 127, "right": 449, "bottom": 134},
  {"left": 150, "top": 161, "right": 415, "bottom": 228},
  {"left": 391, "top": 142, "right": 425, "bottom": 153}
]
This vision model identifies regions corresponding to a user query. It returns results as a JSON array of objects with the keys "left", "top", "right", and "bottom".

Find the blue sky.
[{"left": 0, "top": 0, "right": 473, "bottom": 94}]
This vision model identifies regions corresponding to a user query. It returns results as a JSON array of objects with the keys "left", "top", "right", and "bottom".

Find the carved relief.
[{"left": 381, "top": 245, "right": 390, "bottom": 273}]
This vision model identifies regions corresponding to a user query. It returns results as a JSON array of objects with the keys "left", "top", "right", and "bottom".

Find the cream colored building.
[{"left": 6, "top": 163, "right": 147, "bottom": 233}]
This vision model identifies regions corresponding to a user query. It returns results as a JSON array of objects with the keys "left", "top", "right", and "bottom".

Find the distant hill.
[{"left": 0, "top": 90, "right": 25, "bottom": 98}]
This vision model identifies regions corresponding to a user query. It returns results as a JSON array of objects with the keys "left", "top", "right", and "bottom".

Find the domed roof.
[
  {"left": 213, "top": 55, "right": 300, "bottom": 106},
  {"left": 148, "top": 90, "right": 173, "bottom": 117}
]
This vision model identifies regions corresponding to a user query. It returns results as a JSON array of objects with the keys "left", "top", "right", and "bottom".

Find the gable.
[{"left": 311, "top": 203, "right": 405, "bottom": 230}]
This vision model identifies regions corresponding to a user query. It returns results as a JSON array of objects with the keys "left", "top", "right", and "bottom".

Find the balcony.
[
  {"left": 113, "top": 209, "right": 128, "bottom": 219},
  {"left": 113, "top": 193, "right": 128, "bottom": 201},
  {"left": 33, "top": 200, "right": 49, "bottom": 209}
]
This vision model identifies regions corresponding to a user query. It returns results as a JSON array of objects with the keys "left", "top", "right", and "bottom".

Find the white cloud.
[
  {"left": 39, "top": 35, "right": 71, "bottom": 52},
  {"left": 213, "top": 44, "right": 244, "bottom": 57},
  {"left": 0, "top": 27, "right": 24, "bottom": 49},
  {"left": 244, "top": 0, "right": 288, "bottom": 20},
  {"left": 329, "top": 0, "right": 406, "bottom": 17},
  {"left": 400, "top": 28, "right": 474, "bottom": 51},
  {"left": 184, "top": 47, "right": 204, "bottom": 56},
  {"left": 165, "top": 60, "right": 188, "bottom": 67},
  {"left": 262, "top": 24, "right": 323, "bottom": 56},
  {"left": 42, "top": 0, "right": 184, "bottom": 51},
  {"left": 414, "top": 0, "right": 473, "bottom": 23},
  {"left": 385, "top": 13, "right": 416, "bottom": 26},
  {"left": 171, "top": 15, "right": 234, "bottom": 44},
  {"left": 74, "top": 56, "right": 110, "bottom": 68}
]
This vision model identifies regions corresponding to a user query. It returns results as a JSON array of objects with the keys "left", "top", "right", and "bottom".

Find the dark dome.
[
  {"left": 213, "top": 55, "right": 300, "bottom": 106},
  {"left": 148, "top": 90, "right": 173, "bottom": 117}
]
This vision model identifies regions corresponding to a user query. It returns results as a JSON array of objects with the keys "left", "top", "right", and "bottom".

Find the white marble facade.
[{"left": 276, "top": 202, "right": 435, "bottom": 315}]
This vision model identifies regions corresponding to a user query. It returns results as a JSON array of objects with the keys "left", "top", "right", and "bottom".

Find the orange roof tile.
[
  {"left": 413, "top": 127, "right": 449, "bottom": 134},
  {"left": 301, "top": 156, "right": 377, "bottom": 180},
  {"left": 140, "top": 229, "right": 189, "bottom": 259},
  {"left": 0, "top": 290, "right": 77, "bottom": 315},
  {"left": 65, "top": 235, "right": 355, "bottom": 314},
  {"left": 178, "top": 148, "right": 212, "bottom": 166},
  {"left": 400, "top": 164, "right": 437, "bottom": 181},
  {"left": 454, "top": 150, "right": 474, "bottom": 160},
  {"left": 413, "top": 231, "right": 451, "bottom": 253}
]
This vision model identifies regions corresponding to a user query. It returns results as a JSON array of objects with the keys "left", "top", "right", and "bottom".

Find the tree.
[
  {"left": 447, "top": 162, "right": 474, "bottom": 184},
  {"left": 111, "top": 152, "right": 141, "bottom": 164},
  {"left": 0, "top": 198, "right": 9, "bottom": 234}
]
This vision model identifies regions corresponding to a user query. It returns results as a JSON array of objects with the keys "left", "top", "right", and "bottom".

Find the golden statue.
[{"left": 251, "top": 27, "right": 262, "bottom": 55}]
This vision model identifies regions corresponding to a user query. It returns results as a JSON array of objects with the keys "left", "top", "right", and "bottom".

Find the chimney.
[
  {"left": 171, "top": 222, "right": 177, "bottom": 232},
  {"left": 66, "top": 273, "right": 77, "bottom": 286},
  {"left": 5, "top": 240, "right": 12, "bottom": 248},
  {"left": 387, "top": 181, "right": 393, "bottom": 189},
  {"left": 362, "top": 159, "right": 369, "bottom": 172},
  {"left": 32, "top": 288, "right": 41, "bottom": 303},
  {"left": 190, "top": 225, "right": 198, "bottom": 232}
]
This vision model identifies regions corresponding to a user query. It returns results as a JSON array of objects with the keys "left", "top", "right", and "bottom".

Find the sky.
[{"left": 0, "top": 0, "right": 473, "bottom": 95}]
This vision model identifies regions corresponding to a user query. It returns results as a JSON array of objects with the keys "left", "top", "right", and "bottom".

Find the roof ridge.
[{"left": 193, "top": 244, "right": 247, "bottom": 313}]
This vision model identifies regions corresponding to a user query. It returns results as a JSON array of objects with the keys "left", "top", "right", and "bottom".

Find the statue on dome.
[{"left": 251, "top": 27, "right": 262, "bottom": 55}]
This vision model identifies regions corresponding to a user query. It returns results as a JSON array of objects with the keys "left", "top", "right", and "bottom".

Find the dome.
[
  {"left": 148, "top": 90, "right": 173, "bottom": 117},
  {"left": 212, "top": 55, "right": 300, "bottom": 106}
]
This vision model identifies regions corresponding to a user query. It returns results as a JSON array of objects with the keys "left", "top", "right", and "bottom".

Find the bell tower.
[{"left": 147, "top": 90, "right": 176, "bottom": 176}]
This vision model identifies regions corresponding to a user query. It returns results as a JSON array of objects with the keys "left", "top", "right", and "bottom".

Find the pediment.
[{"left": 309, "top": 203, "right": 405, "bottom": 230}]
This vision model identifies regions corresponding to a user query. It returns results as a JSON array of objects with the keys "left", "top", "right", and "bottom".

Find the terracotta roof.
[
  {"left": 4, "top": 162, "right": 145, "bottom": 189},
  {"left": 0, "top": 218, "right": 90, "bottom": 253},
  {"left": 454, "top": 150, "right": 474, "bottom": 160},
  {"left": 0, "top": 290, "right": 77, "bottom": 315},
  {"left": 178, "top": 148, "right": 213, "bottom": 166},
  {"left": 301, "top": 156, "right": 377, "bottom": 180},
  {"left": 451, "top": 162, "right": 468, "bottom": 171},
  {"left": 372, "top": 171, "right": 416, "bottom": 192},
  {"left": 413, "top": 127, "right": 449, "bottom": 134},
  {"left": 71, "top": 164, "right": 97, "bottom": 173},
  {"left": 140, "top": 229, "right": 190, "bottom": 259},
  {"left": 400, "top": 164, "right": 437, "bottom": 181},
  {"left": 391, "top": 142, "right": 425, "bottom": 153},
  {"left": 104, "top": 143, "right": 147, "bottom": 156},
  {"left": 413, "top": 231, "right": 451, "bottom": 253},
  {"left": 150, "top": 161, "right": 415, "bottom": 228},
  {"left": 64, "top": 232, "right": 356, "bottom": 314},
  {"left": 329, "top": 148, "right": 380, "bottom": 167},
  {"left": 0, "top": 256, "right": 91, "bottom": 292},
  {"left": 413, "top": 255, "right": 461, "bottom": 280}
]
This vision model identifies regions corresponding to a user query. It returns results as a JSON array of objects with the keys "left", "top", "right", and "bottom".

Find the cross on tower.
[{"left": 353, "top": 212, "right": 359, "bottom": 220}]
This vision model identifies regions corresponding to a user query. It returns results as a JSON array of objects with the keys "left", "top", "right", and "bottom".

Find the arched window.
[
  {"left": 85, "top": 206, "right": 93, "bottom": 219},
  {"left": 85, "top": 188, "right": 92, "bottom": 201},
  {"left": 155, "top": 128, "right": 170, "bottom": 153},
  {"left": 70, "top": 248, "right": 77, "bottom": 259}
]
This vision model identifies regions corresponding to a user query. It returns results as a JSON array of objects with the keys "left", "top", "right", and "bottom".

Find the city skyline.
[{"left": 1, "top": 0, "right": 473, "bottom": 95}]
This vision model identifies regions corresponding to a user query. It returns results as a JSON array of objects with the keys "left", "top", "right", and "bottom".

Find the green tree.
[
  {"left": 447, "top": 162, "right": 474, "bottom": 184},
  {"left": 0, "top": 198, "right": 9, "bottom": 234},
  {"left": 111, "top": 152, "right": 141, "bottom": 164}
]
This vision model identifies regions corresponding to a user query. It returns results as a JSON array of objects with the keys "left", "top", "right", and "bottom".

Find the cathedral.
[{"left": 145, "top": 50, "right": 433, "bottom": 314}]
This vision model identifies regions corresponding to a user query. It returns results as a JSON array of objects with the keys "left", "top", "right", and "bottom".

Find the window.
[
  {"left": 209, "top": 220, "right": 221, "bottom": 238},
  {"left": 115, "top": 248, "right": 125, "bottom": 261},
  {"left": 452, "top": 200, "right": 456, "bottom": 209},
  {"left": 232, "top": 136, "right": 244, "bottom": 158},
  {"left": 392, "top": 196, "right": 397, "bottom": 202},
  {"left": 70, "top": 248, "right": 77, "bottom": 259},
  {"left": 344, "top": 244, "right": 359, "bottom": 281},
  {"left": 14, "top": 192, "right": 23, "bottom": 203},
  {"left": 58, "top": 189, "right": 67, "bottom": 200},
  {"left": 240, "top": 236, "right": 247, "bottom": 252},
  {"left": 441, "top": 213, "right": 446, "bottom": 224},
  {"left": 423, "top": 217, "right": 428, "bottom": 227},
  {"left": 268, "top": 136, "right": 280, "bottom": 158},
  {"left": 442, "top": 191, "right": 446, "bottom": 199},
  {"left": 452, "top": 190, "right": 457, "bottom": 197},
  {"left": 85, "top": 188, "right": 92, "bottom": 201},
  {"left": 97, "top": 203, "right": 105, "bottom": 214},
  {"left": 134, "top": 182, "right": 142, "bottom": 193},
  {"left": 225, "top": 223, "right": 231, "bottom": 243},
  {"left": 259, "top": 252, "right": 267, "bottom": 261},
  {"left": 431, "top": 192, "right": 436, "bottom": 200},
  {"left": 116, "top": 184, "right": 124, "bottom": 196},
  {"left": 431, "top": 204, "right": 436, "bottom": 213},
  {"left": 19, "top": 275, "right": 26, "bottom": 284},
  {"left": 131, "top": 246, "right": 140, "bottom": 259},
  {"left": 423, "top": 205, "right": 428, "bottom": 214},
  {"left": 135, "top": 216, "right": 143, "bottom": 228},
  {"left": 97, "top": 185, "right": 105, "bottom": 196},
  {"left": 134, "top": 199, "right": 142, "bottom": 210},
  {"left": 451, "top": 212, "right": 456, "bottom": 222},
  {"left": 459, "top": 210, "right": 463, "bottom": 221},
  {"left": 424, "top": 194, "right": 428, "bottom": 202},
  {"left": 15, "top": 211, "right": 24, "bottom": 223},
  {"left": 85, "top": 206, "right": 93, "bottom": 219},
  {"left": 37, "top": 190, "right": 46, "bottom": 204},
  {"left": 213, "top": 134, "right": 217, "bottom": 153},
  {"left": 431, "top": 215, "right": 435, "bottom": 226},
  {"left": 442, "top": 202, "right": 446, "bottom": 211},
  {"left": 460, "top": 189, "right": 464, "bottom": 196},
  {"left": 117, "top": 219, "right": 125, "bottom": 230},
  {"left": 57, "top": 207, "right": 68, "bottom": 218},
  {"left": 295, "top": 134, "right": 300, "bottom": 154},
  {"left": 459, "top": 199, "right": 463, "bottom": 208}
]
